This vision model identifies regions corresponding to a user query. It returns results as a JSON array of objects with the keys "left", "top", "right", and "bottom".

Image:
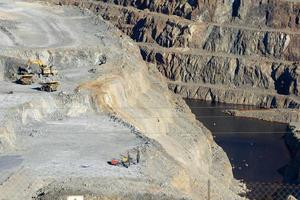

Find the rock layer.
[{"left": 59, "top": 0, "right": 300, "bottom": 109}]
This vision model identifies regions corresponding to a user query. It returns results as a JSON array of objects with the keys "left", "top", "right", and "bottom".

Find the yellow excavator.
[
  {"left": 17, "top": 59, "right": 59, "bottom": 87},
  {"left": 27, "top": 59, "right": 45, "bottom": 67},
  {"left": 27, "top": 59, "right": 58, "bottom": 77}
]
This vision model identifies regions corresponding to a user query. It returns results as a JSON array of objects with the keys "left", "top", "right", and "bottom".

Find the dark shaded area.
[
  {"left": 232, "top": 0, "right": 241, "bottom": 18},
  {"left": 271, "top": 64, "right": 299, "bottom": 96},
  {"left": 245, "top": 182, "right": 300, "bottom": 200},
  {"left": 139, "top": 48, "right": 149, "bottom": 61},
  {"left": 32, "top": 87, "right": 42, "bottom": 91},
  {"left": 262, "top": 32, "right": 269, "bottom": 54},
  {"left": 131, "top": 18, "right": 147, "bottom": 42},
  {"left": 135, "top": 0, "right": 150, "bottom": 10},
  {"left": 185, "top": 99, "right": 290, "bottom": 182},
  {"left": 155, "top": 52, "right": 164, "bottom": 65},
  {"left": 274, "top": 69, "right": 294, "bottom": 95},
  {"left": 265, "top": 9, "right": 271, "bottom": 25}
]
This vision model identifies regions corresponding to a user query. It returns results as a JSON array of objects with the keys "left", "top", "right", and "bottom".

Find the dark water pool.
[{"left": 186, "top": 99, "right": 290, "bottom": 182}]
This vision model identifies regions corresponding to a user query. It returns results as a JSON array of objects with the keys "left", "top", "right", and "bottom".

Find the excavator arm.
[{"left": 27, "top": 59, "right": 45, "bottom": 67}]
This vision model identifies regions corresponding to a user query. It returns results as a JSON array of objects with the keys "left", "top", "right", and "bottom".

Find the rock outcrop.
[
  {"left": 140, "top": 45, "right": 298, "bottom": 93},
  {"left": 59, "top": 0, "right": 300, "bottom": 109}
]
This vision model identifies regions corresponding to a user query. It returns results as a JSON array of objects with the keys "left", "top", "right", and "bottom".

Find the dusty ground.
[
  {"left": 0, "top": 1, "right": 148, "bottom": 199},
  {"left": 0, "top": 0, "right": 107, "bottom": 48},
  {"left": 0, "top": 114, "right": 144, "bottom": 199}
]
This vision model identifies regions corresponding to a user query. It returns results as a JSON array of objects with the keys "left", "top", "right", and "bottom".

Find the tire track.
[{"left": 0, "top": 25, "right": 18, "bottom": 46}]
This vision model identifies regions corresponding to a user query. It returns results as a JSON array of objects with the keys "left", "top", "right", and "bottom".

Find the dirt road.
[{"left": 0, "top": 0, "right": 107, "bottom": 48}]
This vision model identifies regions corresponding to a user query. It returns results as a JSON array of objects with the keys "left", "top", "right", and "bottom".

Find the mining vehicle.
[
  {"left": 17, "top": 74, "right": 34, "bottom": 85},
  {"left": 40, "top": 81, "right": 60, "bottom": 92},
  {"left": 27, "top": 59, "right": 58, "bottom": 76}
]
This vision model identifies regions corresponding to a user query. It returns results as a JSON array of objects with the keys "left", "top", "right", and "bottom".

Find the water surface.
[{"left": 186, "top": 99, "right": 290, "bottom": 182}]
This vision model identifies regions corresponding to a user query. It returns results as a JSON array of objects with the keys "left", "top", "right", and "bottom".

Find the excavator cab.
[
  {"left": 26, "top": 59, "right": 58, "bottom": 77},
  {"left": 40, "top": 65, "right": 51, "bottom": 77}
]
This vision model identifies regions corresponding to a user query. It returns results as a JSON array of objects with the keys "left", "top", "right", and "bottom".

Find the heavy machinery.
[
  {"left": 17, "top": 74, "right": 34, "bottom": 85},
  {"left": 27, "top": 59, "right": 58, "bottom": 77},
  {"left": 40, "top": 65, "right": 58, "bottom": 77},
  {"left": 15, "top": 60, "right": 60, "bottom": 89},
  {"left": 108, "top": 151, "right": 140, "bottom": 168},
  {"left": 27, "top": 59, "right": 45, "bottom": 67},
  {"left": 40, "top": 81, "right": 60, "bottom": 92}
]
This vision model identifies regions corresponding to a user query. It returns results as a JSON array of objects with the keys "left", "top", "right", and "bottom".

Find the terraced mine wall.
[{"left": 58, "top": 0, "right": 300, "bottom": 108}]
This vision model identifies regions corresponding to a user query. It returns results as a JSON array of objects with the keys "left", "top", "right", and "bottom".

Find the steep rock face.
[
  {"left": 97, "top": 0, "right": 300, "bottom": 30},
  {"left": 94, "top": 2, "right": 300, "bottom": 60},
  {"left": 56, "top": 0, "right": 300, "bottom": 110},
  {"left": 131, "top": 17, "right": 191, "bottom": 47},
  {"left": 168, "top": 82, "right": 300, "bottom": 108},
  {"left": 203, "top": 27, "right": 298, "bottom": 61},
  {"left": 140, "top": 46, "right": 300, "bottom": 97},
  {"left": 101, "top": 0, "right": 194, "bottom": 19},
  {"left": 238, "top": 0, "right": 300, "bottom": 30}
]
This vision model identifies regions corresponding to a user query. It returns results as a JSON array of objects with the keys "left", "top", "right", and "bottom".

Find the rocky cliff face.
[
  {"left": 95, "top": 1, "right": 300, "bottom": 60},
  {"left": 100, "top": 0, "right": 195, "bottom": 19},
  {"left": 92, "top": 0, "right": 300, "bottom": 31},
  {"left": 62, "top": 0, "right": 300, "bottom": 109},
  {"left": 140, "top": 45, "right": 300, "bottom": 106}
]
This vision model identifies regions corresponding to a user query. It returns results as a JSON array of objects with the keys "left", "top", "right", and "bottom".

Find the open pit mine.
[{"left": 0, "top": 0, "right": 300, "bottom": 200}]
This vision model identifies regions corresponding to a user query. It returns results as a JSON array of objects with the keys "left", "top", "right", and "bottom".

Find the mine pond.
[{"left": 186, "top": 99, "right": 290, "bottom": 182}]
